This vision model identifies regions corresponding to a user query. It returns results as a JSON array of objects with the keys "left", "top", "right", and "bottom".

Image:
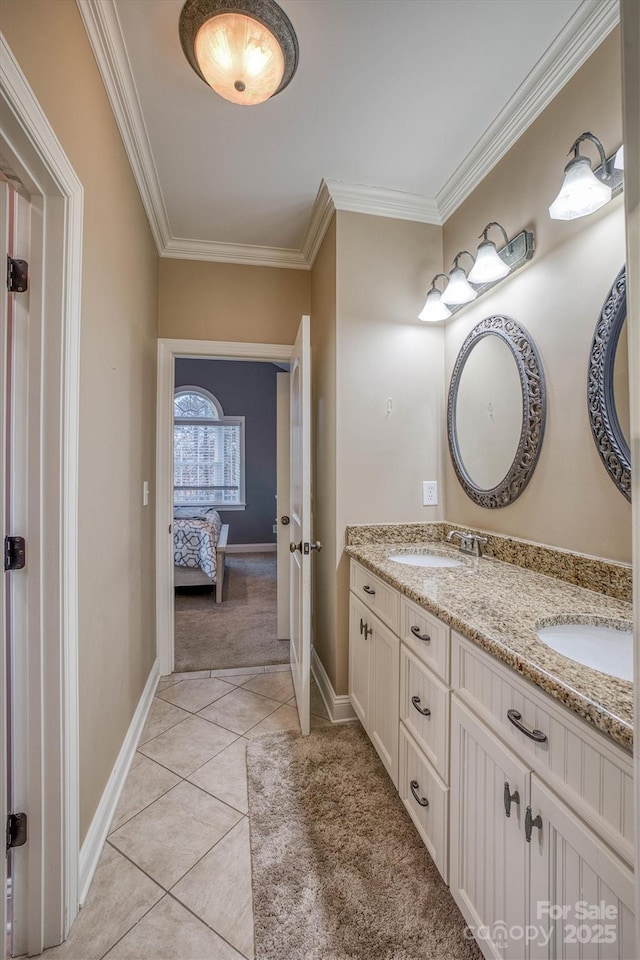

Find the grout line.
[
  {"left": 136, "top": 733, "right": 241, "bottom": 781},
  {"left": 98, "top": 885, "right": 165, "bottom": 960},
  {"left": 136, "top": 699, "right": 192, "bottom": 747},
  {"left": 106, "top": 766, "right": 181, "bottom": 838},
  {"left": 165, "top": 888, "right": 253, "bottom": 959}
]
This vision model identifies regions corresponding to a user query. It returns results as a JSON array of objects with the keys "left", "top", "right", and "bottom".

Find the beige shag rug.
[
  {"left": 174, "top": 553, "right": 289, "bottom": 672},
  {"left": 247, "top": 724, "right": 481, "bottom": 960}
]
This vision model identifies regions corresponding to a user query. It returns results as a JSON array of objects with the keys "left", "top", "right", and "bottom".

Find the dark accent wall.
[{"left": 175, "top": 359, "right": 278, "bottom": 544}]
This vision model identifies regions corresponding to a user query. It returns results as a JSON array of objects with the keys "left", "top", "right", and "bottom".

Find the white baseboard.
[
  {"left": 78, "top": 658, "right": 160, "bottom": 904},
  {"left": 311, "top": 647, "right": 357, "bottom": 723},
  {"left": 226, "top": 543, "right": 276, "bottom": 553}
]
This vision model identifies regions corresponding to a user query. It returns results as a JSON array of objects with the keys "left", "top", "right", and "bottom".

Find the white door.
[
  {"left": 275, "top": 371, "right": 290, "bottom": 639},
  {"left": 289, "top": 316, "right": 312, "bottom": 735},
  {"left": 450, "top": 698, "right": 530, "bottom": 960},
  {"left": 348, "top": 594, "right": 371, "bottom": 727},
  {"left": 529, "top": 775, "right": 635, "bottom": 960},
  {"left": 369, "top": 615, "right": 400, "bottom": 787}
]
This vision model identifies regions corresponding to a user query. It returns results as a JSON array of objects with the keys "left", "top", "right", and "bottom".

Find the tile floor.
[{"left": 41, "top": 665, "right": 331, "bottom": 960}]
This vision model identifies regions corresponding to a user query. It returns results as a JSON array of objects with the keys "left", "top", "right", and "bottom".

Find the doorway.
[
  {"left": 156, "top": 339, "right": 295, "bottom": 680},
  {"left": 171, "top": 357, "right": 290, "bottom": 672}
]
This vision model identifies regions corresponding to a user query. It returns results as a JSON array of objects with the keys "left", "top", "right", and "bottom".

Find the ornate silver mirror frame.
[
  {"left": 587, "top": 266, "right": 630, "bottom": 501},
  {"left": 447, "top": 315, "right": 547, "bottom": 508}
]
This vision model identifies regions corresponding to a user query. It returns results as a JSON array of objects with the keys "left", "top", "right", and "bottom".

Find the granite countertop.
[{"left": 345, "top": 541, "right": 633, "bottom": 751}]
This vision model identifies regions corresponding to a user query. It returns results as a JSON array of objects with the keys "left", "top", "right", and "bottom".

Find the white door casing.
[
  {"left": 0, "top": 34, "right": 82, "bottom": 955},
  {"left": 289, "top": 316, "right": 312, "bottom": 736},
  {"left": 1, "top": 177, "right": 10, "bottom": 960},
  {"left": 276, "top": 371, "right": 291, "bottom": 639}
]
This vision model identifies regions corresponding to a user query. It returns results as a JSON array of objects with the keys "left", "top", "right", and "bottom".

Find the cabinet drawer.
[
  {"left": 452, "top": 631, "right": 634, "bottom": 865},
  {"left": 400, "top": 645, "right": 449, "bottom": 782},
  {"left": 400, "top": 596, "right": 450, "bottom": 683},
  {"left": 399, "top": 725, "right": 448, "bottom": 883},
  {"left": 350, "top": 561, "right": 399, "bottom": 633}
]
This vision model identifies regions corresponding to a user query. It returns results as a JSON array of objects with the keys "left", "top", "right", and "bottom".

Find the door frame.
[
  {"left": 0, "top": 36, "right": 81, "bottom": 955},
  {"left": 156, "top": 338, "right": 293, "bottom": 677}
]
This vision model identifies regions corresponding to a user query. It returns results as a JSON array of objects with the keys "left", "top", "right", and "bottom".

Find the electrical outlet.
[{"left": 422, "top": 480, "right": 438, "bottom": 506}]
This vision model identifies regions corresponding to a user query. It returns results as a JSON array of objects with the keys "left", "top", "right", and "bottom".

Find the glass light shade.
[
  {"left": 549, "top": 156, "right": 612, "bottom": 220},
  {"left": 194, "top": 13, "right": 285, "bottom": 106},
  {"left": 468, "top": 240, "right": 510, "bottom": 284},
  {"left": 419, "top": 288, "right": 451, "bottom": 323},
  {"left": 614, "top": 145, "right": 624, "bottom": 170},
  {"left": 441, "top": 266, "right": 477, "bottom": 305}
]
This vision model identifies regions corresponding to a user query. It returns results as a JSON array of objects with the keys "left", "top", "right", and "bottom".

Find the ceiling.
[{"left": 80, "top": 0, "right": 617, "bottom": 266}]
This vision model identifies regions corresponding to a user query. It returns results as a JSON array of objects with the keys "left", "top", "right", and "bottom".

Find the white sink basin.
[
  {"left": 536, "top": 622, "right": 633, "bottom": 681},
  {"left": 389, "top": 553, "right": 463, "bottom": 569}
]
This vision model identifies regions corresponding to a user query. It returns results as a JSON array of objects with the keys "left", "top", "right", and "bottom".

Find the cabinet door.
[
  {"left": 529, "top": 775, "right": 635, "bottom": 960},
  {"left": 348, "top": 594, "right": 371, "bottom": 728},
  {"left": 369, "top": 616, "right": 400, "bottom": 787},
  {"left": 451, "top": 698, "right": 530, "bottom": 960}
]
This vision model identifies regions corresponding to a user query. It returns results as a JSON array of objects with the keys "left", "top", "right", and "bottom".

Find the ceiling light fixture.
[
  {"left": 468, "top": 222, "right": 511, "bottom": 284},
  {"left": 549, "top": 132, "right": 623, "bottom": 221},
  {"left": 179, "top": 0, "right": 299, "bottom": 106},
  {"left": 442, "top": 252, "right": 477, "bottom": 306},
  {"left": 419, "top": 274, "right": 452, "bottom": 323}
]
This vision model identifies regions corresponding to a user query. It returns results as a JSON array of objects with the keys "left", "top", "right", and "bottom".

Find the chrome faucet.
[{"left": 446, "top": 529, "right": 488, "bottom": 558}]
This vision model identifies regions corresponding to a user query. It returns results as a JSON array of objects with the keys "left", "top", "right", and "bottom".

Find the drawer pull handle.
[
  {"left": 525, "top": 806, "right": 543, "bottom": 842},
  {"left": 410, "top": 625, "right": 431, "bottom": 643},
  {"left": 507, "top": 709, "right": 547, "bottom": 743},
  {"left": 363, "top": 585, "right": 376, "bottom": 596},
  {"left": 411, "top": 695, "right": 431, "bottom": 717},
  {"left": 503, "top": 781, "right": 520, "bottom": 818},
  {"left": 364, "top": 622, "right": 372, "bottom": 639},
  {"left": 410, "top": 780, "right": 429, "bottom": 807},
  {"left": 359, "top": 617, "right": 365, "bottom": 636}
]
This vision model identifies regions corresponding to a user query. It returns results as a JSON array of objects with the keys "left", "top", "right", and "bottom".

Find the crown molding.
[
  {"left": 162, "top": 236, "right": 308, "bottom": 269},
  {"left": 436, "top": 0, "right": 620, "bottom": 222},
  {"left": 77, "top": 0, "right": 172, "bottom": 250},
  {"left": 78, "top": 0, "right": 619, "bottom": 270},
  {"left": 326, "top": 179, "right": 441, "bottom": 224}
]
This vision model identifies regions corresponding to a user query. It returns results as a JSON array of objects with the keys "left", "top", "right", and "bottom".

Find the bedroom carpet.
[
  {"left": 174, "top": 552, "right": 289, "bottom": 672},
  {"left": 247, "top": 724, "right": 482, "bottom": 960}
]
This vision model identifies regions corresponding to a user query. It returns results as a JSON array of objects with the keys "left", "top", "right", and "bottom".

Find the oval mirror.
[
  {"left": 587, "top": 266, "right": 630, "bottom": 501},
  {"left": 447, "top": 316, "right": 547, "bottom": 508}
]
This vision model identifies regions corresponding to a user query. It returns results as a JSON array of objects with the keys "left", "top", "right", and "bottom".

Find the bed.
[{"left": 173, "top": 506, "right": 229, "bottom": 602}]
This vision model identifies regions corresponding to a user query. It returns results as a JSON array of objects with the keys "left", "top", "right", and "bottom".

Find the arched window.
[{"left": 173, "top": 386, "right": 245, "bottom": 508}]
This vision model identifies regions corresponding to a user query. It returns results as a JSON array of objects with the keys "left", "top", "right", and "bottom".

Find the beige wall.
[
  {"left": 443, "top": 29, "right": 631, "bottom": 564},
  {"left": 328, "top": 212, "right": 444, "bottom": 693},
  {"left": 158, "top": 258, "right": 310, "bottom": 343},
  {"left": 2, "top": 1, "right": 159, "bottom": 839},
  {"left": 310, "top": 217, "right": 338, "bottom": 684}
]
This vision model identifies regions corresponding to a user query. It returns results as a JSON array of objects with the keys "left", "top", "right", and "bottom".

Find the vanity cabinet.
[
  {"left": 348, "top": 559, "right": 635, "bottom": 960},
  {"left": 450, "top": 698, "right": 530, "bottom": 960},
  {"left": 348, "top": 592, "right": 399, "bottom": 786},
  {"left": 451, "top": 633, "right": 635, "bottom": 960}
]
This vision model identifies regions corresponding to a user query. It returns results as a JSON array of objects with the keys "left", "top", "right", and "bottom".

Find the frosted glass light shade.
[
  {"left": 442, "top": 266, "right": 477, "bottom": 305},
  {"left": 194, "top": 13, "right": 285, "bottom": 105},
  {"left": 419, "top": 288, "right": 451, "bottom": 323},
  {"left": 468, "top": 240, "right": 510, "bottom": 284},
  {"left": 549, "top": 156, "right": 612, "bottom": 220}
]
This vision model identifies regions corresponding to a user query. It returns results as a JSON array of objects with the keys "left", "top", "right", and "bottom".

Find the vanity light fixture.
[
  {"left": 179, "top": 0, "right": 299, "bottom": 106},
  {"left": 468, "top": 222, "right": 511, "bottom": 284},
  {"left": 441, "top": 252, "right": 477, "bottom": 306},
  {"left": 549, "top": 132, "right": 624, "bottom": 221},
  {"left": 419, "top": 274, "right": 452, "bottom": 323}
]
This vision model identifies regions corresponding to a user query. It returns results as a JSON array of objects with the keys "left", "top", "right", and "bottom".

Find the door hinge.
[
  {"left": 4, "top": 536, "right": 26, "bottom": 571},
  {"left": 6, "top": 813, "right": 27, "bottom": 852},
  {"left": 6, "top": 256, "right": 29, "bottom": 293}
]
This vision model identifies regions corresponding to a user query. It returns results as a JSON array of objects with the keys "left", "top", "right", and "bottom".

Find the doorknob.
[
  {"left": 290, "top": 541, "right": 302, "bottom": 553},
  {"left": 280, "top": 516, "right": 290, "bottom": 525},
  {"left": 309, "top": 541, "right": 322, "bottom": 552}
]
